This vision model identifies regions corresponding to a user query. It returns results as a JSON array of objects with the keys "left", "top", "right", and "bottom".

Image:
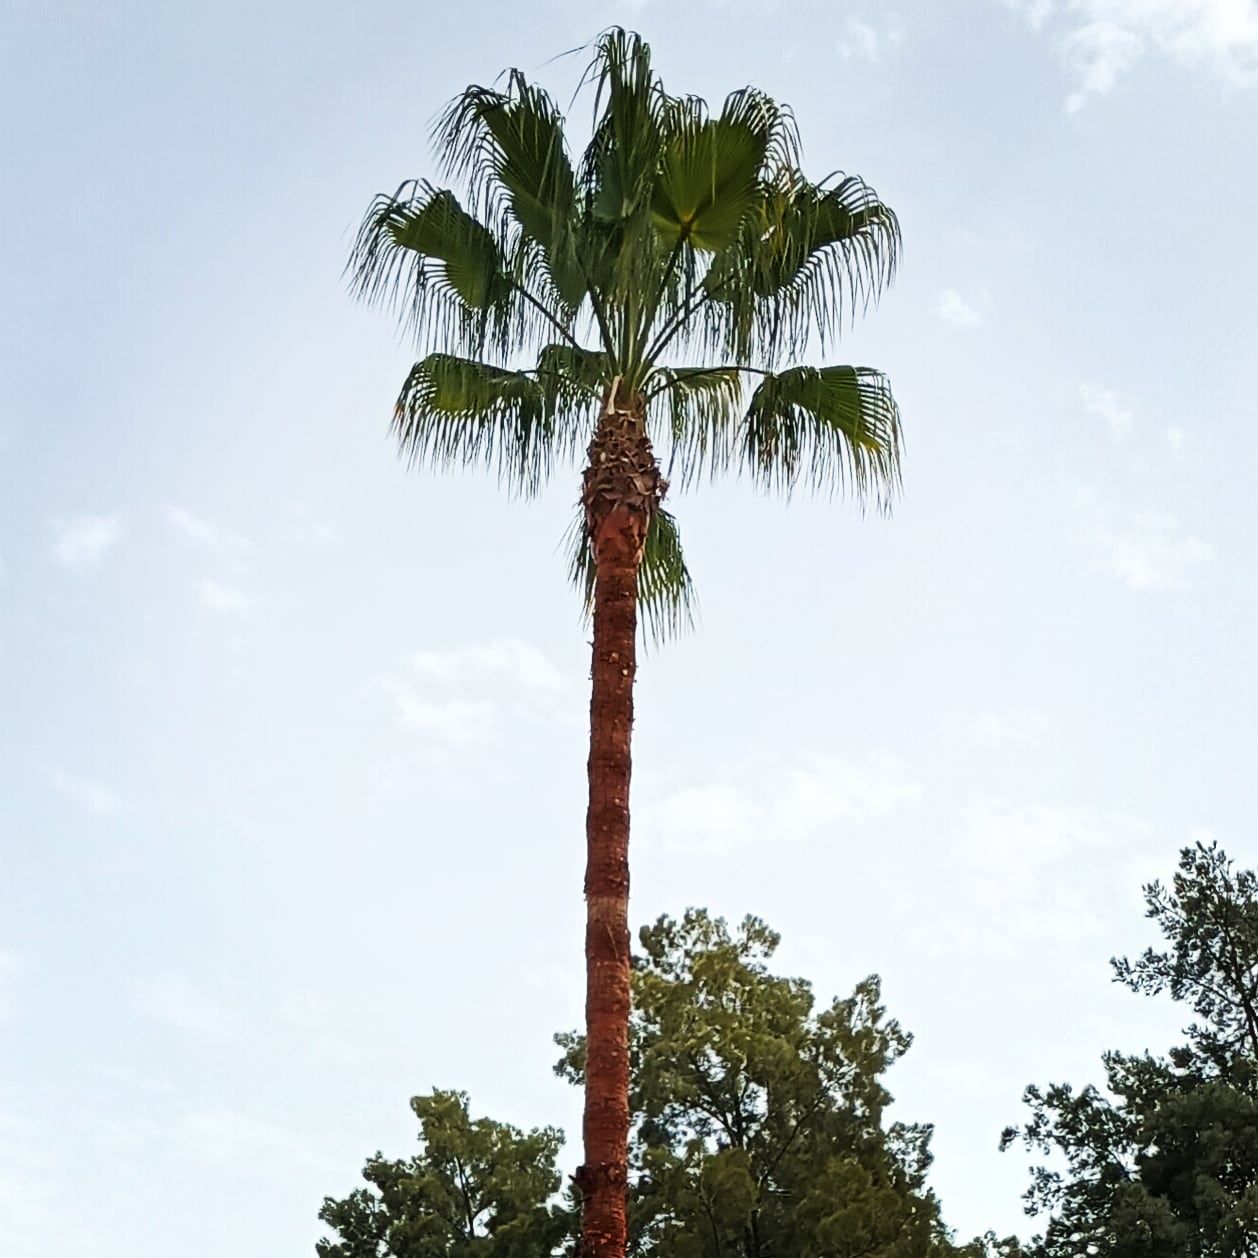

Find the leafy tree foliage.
[
  {"left": 557, "top": 910, "right": 986, "bottom": 1258},
  {"left": 1002, "top": 843, "right": 1258, "bottom": 1257},
  {"left": 316, "top": 1091, "right": 571, "bottom": 1258},
  {"left": 319, "top": 912, "right": 999, "bottom": 1258}
]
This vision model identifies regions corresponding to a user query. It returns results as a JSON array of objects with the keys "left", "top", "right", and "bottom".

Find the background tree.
[
  {"left": 316, "top": 1090, "right": 571, "bottom": 1258},
  {"left": 1002, "top": 843, "right": 1258, "bottom": 1257},
  {"left": 350, "top": 30, "right": 902, "bottom": 1258},
  {"left": 556, "top": 909, "right": 995, "bottom": 1258},
  {"left": 319, "top": 911, "right": 1004, "bottom": 1258}
]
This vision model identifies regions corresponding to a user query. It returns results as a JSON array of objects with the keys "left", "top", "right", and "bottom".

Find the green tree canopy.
[
  {"left": 320, "top": 911, "right": 1000, "bottom": 1258},
  {"left": 316, "top": 1091, "right": 570, "bottom": 1258},
  {"left": 1002, "top": 843, "right": 1258, "bottom": 1257},
  {"left": 557, "top": 910, "right": 976, "bottom": 1258}
]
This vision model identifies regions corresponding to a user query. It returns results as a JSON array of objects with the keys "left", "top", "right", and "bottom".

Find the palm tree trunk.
[{"left": 576, "top": 382, "right": 663, "bottom": 1258}]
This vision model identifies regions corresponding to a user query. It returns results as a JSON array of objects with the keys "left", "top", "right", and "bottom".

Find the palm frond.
[
  {"left": 348, "top": 182, "right": 515, "bottom": 357},
  {"left": 661, "top": 173, "right": 900, "bottom": 369},
  {"left": 760, "top": 173, "right": 900, "bottom": 301},
  {"left": 650, "top": 89, "right": 793, "bottom": 254},
  {"left": 638, "top": 508, "right": 697, "bottom": 641},
  {"left": 740, "top": 365, "right": 902, "bottom": 507},
  {"left": 434, "top": 75, "right": 588, "bottom": 309},
  {"left": 537, "top": 342, "right": 611, "bottom": 398},
  {"left": 392, "top": 351, "right": 593, "bottom": 496},
  {"left": 567, "top": 506, "right": 696, "bottom": 643},
  {"left": 584, "top": 29, "right": 666, "bottom": 225},
  {"left": 645, "top": 365, "right": 744, "bottom": 488}
]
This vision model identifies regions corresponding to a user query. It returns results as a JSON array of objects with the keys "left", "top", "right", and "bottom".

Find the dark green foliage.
[
  {"left": 319, "top": 913, "right": 998, "bottom": 1258},
  {"left": 316, "top": 1091, "right": 571, "bottom": 1258},
  {"left": 555, "top": 909, "right": 986, "bottom": 1258},
  {"left": 1002, "top": 843, "right": 1258, "bottom": 1257}
]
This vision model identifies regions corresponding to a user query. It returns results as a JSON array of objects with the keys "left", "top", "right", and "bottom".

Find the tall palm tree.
[{"left": 350, "top": 30, "right": 902, "bottom": 1258}]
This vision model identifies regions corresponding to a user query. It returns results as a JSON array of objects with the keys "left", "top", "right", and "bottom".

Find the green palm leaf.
[
  {"left": 742, "top": 365, "right": 902, "bottom": 506},
  {"left": 758, "top": 173, "right": 900, "bottom": 300},
  {"left": 651, "top": 89, "right": 796, "bottom": 254},
  {"left": 646, "top": 365, "right": 744, "bottom": 488},
  {"left": 586, "top": 29, "right": 666, "bottom": 225},
  {"left": 568, "top": 507, "right": 696, "bottom": 641},
  {"left": 697, "top": 174, "right": 900, "bottom": 365},
  {"left": 436, "top": 75, "right": 587, "bottom": 309},
  {"left": 392, "top": 351, "right": 587, "bottom": 495},
  {"left": 349, "top": 182, "right": 512, "bottom": 355}
]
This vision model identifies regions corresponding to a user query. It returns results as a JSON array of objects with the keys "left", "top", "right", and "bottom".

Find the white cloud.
[
  {"left": 648, "top": 783, "right": 753, "bottom": 849},
  {"left": 285, "top": 504, "right": 340, "bottom": 548},
  {"left": 411, "top": 639, "right": 566, "bottom": 692},
  {"left": 966, "top": 709, "right": 1055, "bottom": 747},
  {"left": 178, "top": 1108, "right": 324, "bottom": 1172},
  {"left": 646, "top": 753, "right": 922, "bottom": 856},
  {"left": 49, "top": 770, "right": 125, "bottom": 816},
  {"left": 51, "top": 513, "right": 122, "bottom": 567},
  {"left": 391, "top": 689, "right": 498, "bottom": 747},
  {"left": 840, "top": 17, "right": 890, "bottom": 60},
  {"left": 1079, "top": 382, "right": 1134, "bottom": 436},
  {"left": 1083, "top": 507, "right": 1214, "bottom": 590},
  {"left": 197, "top": 578, "right": 253, "bottom": 614},
  {"left": 1166, "top": 424, "right": 1187, "bottom": 450},
  {"left": 901, "top": 799, "right": 1150, "bottom": 955},
  {"left": 132, "top": 972, "right": 240, "bottom": 1037},
  {"left": 1063, "top": 18, "right": 1145, "bottom": 110},
  {"left": 1002, "top": 0, "right": 1258, "bottom": 109},
  {"left": 934, "top": 289, "right": 985, "bottom": 329},
  {"left": 954, "top": 799, "right": 1143, "bottom": 932},
  {"left": 382, "top": 640, "right": 573, "bottom": 751},
  {"left": 164, "top": 506, "right": 249, "bottom": 555},
  {"left": 1003, "top": 0, "right": 1055, "bottom": 28},
  {"left": 777, "top": 753, "right": 924, "bottom": 836}
]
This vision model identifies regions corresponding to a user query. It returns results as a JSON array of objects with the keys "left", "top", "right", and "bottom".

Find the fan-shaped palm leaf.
[{"left": 741, "top": 365, "right": 902, "bottom": 505}]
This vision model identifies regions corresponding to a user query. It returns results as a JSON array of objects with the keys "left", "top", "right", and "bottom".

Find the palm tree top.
[{"left": 350, "top": 28, "right": 903, "bottom": 637}]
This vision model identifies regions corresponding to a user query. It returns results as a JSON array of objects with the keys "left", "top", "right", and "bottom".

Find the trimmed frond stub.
[
  {"left": 568, "top": 506, "right": 696, "bottom": 642},
  {"left": 742, "top": 366, "right": 902, "bottom": 508}
]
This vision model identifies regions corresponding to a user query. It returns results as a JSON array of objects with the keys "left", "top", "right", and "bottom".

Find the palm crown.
[{"left": 351, "top": 28, "right": 902, "bottom": 636}]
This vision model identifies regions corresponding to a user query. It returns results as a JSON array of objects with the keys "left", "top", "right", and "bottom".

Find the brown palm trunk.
[{"left": 575, "top": 382, "right": 663, "bottom": 1258}]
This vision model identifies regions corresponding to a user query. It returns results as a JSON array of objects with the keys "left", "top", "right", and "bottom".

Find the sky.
[{"left": 2, "top": 0, "right": 1258, "bottom": 1252}]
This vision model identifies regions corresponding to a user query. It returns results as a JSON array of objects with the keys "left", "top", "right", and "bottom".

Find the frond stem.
[
  {"left": 509, "top": 280, "right": 583, "bottom": 352},
  {"left": 572, "top": 250, "right": 619, "bottom": 363},
  {"left": 641, "top": 364, "right": 767, "bottom": 403},
  {"left": 641, "top": 274, "right": 730, "bottom": 368},
  {"left": 635, "top": 236, "right": 687, "bottom": 374}
]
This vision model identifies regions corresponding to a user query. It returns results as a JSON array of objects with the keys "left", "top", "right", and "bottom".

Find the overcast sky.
[{"left": 3, "top": 0, "right": 1257, "bottom": 1252}]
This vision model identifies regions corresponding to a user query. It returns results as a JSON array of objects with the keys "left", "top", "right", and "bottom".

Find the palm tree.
[{"left": 350, "top": 29, "right": 902, "bottom": 1258}]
